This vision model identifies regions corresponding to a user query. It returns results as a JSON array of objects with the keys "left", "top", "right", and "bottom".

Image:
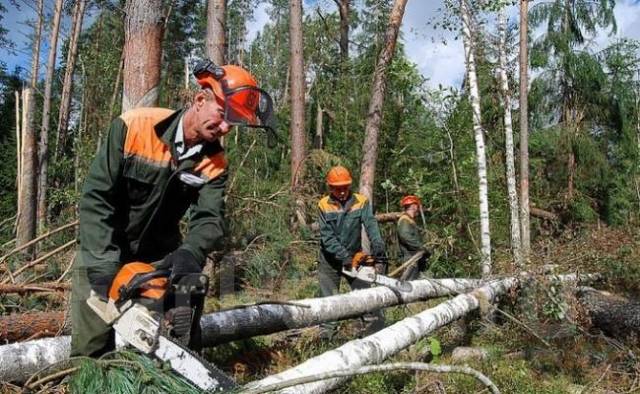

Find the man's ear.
[{"left": 194, "top": 91, "right": 206, "bottom": 109}]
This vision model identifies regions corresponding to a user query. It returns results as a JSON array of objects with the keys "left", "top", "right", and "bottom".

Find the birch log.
[
  {"left": 200, "top": 278, "right": 482, "bottom": 345},
  {"left": 0, "top": 336, "right": 71, "bottom": 383},
  {"left": 245, "top": 278, "right": 518, "bottom": 393}
]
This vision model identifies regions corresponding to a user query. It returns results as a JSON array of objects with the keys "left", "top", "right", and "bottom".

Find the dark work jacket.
[
  {"left": 77, "top": 107, "right": 227, "bottom": 284},
  {"left": 317, "top": 192, "right": 385, "bottom": 267}
]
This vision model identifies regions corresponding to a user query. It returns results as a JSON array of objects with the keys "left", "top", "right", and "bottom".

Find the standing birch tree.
[
  {"left": 497, "top": 7, "right": 522, "bottom": 268},
  {"left": 38, "top": 0, "right": 64, "bottom": 230},
  {"left": 122, "top": 0, "right": 165, "bottom": 111},
  {"left": 519, "top": 0, "right": 530, "bottom": 262},
  {"left": 460, "top": 0, "right": 491, "bottom": 276}
]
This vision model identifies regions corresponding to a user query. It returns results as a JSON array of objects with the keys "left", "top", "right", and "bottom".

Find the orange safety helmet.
[
  {"left": 108, "top": 262, "right": 168, "bottom": 302},
  {"left": 326, "top": 166, "right": 353, "bottom": 186},
  {"left": 400, "top": 195, "right": 422, "bottom": 208},
  {"left": 193, "top": 60, "right": 274, "bottom": 131}
]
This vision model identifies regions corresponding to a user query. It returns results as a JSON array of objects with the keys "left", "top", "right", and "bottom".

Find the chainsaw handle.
[{"left": 118, "top": 269, "right": 170, "bottom": 301}]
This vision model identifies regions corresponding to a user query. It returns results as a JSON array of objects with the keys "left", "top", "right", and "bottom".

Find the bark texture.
[
  {"left": 519, "top": 0, "right": 531, "bottom": 260},
  {"left": 245, "top": 278, "right": 517, "bottom": 393},
  {"left": 335, "top": 0, "right": 350, "bottom": 61},
  {"left": 289, "top": 0, "right": 306, "bottom": 190},
  {"left": 55, "top": 0, "right": 86, "bottom": 160},
  {"left": 16, "top": 88, "right": 37, "bottom": 253},
  {"left": 497, "top": 9, "right": 522, "bottom": 269},
  {"left": 461, "top": 0, "right": 491, "bottom": 277},
  {"left": 200, "top": 278, "right": 482, "bottom": 346},
  {"left": 358, "top": 0, "right": 408, "bottom": 200},
  {"left": 122, "top": 0, "right": 164, "bottom": 111},
  {"left": 0, "top": 336, "right": 71, "bottom": 383},
  {"left": 577, "top": 287, "right": 640, "bottom": 338},
  {"left": 38, "top": 0, "right": 64, "bottom": 229},
  {"left": 0, "top": 312, "right": 66, "bottom": 343},
  {"left": 29, "top": 0, "right": 44, "bottom": 89},
  {"left": 206, "top": 0, "right": 226, "bottom": 64}
]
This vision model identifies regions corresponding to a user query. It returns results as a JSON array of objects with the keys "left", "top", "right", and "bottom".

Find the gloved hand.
[{"left": 161, "top": 249, "right": 202, "bottom": 280}]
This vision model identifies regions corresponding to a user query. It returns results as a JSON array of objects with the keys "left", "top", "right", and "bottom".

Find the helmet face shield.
[{"left": 222, "top": 86, "right": 275, "bottom": 132}]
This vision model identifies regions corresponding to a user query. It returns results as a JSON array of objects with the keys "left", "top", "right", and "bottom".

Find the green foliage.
[{"left": 69, "top": 351, "right": 202, "bottom": 394}]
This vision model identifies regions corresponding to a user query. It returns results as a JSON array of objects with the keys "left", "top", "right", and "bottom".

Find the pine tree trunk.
[
  {"left": 206, "top": 0, "right": 226, "bottom": 64},
  {"left": 498, "top": 9, "right": 522, "bottom": 269},
  {"left": 15, "top": 91, "right": 21, "bottom": 223},
  {"left": 245, "top": 278, "right": 518, "bottom": 393},
  {"left": 461, "top": 0, "right": 491, "bottom": 277},
  {"left": 358, "top": 0, "right": 408, "bottom": 200},
  {"left": 519, "top": 0, "right": 531, "bottom": 262},
  {"left": 37, "top": 0, "right": 64, "bottom": 231},
  {"left": 17, "top": 88, "right": 37, "bottom": 256},
  {"left": 122, "top": 0, "right": 165, "bottom": 111},
  {"left": 335, "top": 0, "right": 350, "bottom": 61},
  {"left": 289, "top": 0, "right": 306, "bottom": 191},
  {"left": 29, "top": 0, "right": 43, "bottom": 89},
  {"left": 55, "top": 0, "right": 86, "bottom": 161}
]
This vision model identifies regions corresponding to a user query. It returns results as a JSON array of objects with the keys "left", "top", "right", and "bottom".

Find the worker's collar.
[{"left": 329, "top": 192, "right": 353, "bottom": 207}]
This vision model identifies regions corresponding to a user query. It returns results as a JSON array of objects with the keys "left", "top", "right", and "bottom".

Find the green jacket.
[
  {"left": 397, "top": 213, "right": 425, "bottom": 261},
  {"left": 77, "top": 107, "right": 228, "bottom": 284},
  {"left": 317, "top": 192, "right": 385, "bottom": 266}
]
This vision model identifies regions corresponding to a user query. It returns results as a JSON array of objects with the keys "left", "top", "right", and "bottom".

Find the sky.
[{"left": 2, "top": 0, "right": 640, "bottom": 89}]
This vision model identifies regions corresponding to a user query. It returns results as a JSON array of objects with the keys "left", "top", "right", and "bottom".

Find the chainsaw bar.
[
  {"left": 154, "top": 335, "right": 238, "bottom": 392},
  {"left": 342, "top": 266, "right": 413, "bottom": 293}
]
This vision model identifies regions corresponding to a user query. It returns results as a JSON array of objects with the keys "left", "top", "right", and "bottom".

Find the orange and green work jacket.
[
  {"left": 77, "top": 107, "right": 227, "bottom": 285},
  {"left": 317, "top": 192, "right": 385, "bottom": 266},
  {"left": 397, "top": 213, "right": 425, "bottom": 261}
]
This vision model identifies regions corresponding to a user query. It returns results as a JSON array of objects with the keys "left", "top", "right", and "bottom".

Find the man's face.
[
  {"left": 192, "top": 93, "right": 231, "bottom": 142},
  {"left": 330, "top": 185, "right": 351, "bottom": 202},
  {"left": 406, "top": 204, "right": 419, "bottom": 218}
]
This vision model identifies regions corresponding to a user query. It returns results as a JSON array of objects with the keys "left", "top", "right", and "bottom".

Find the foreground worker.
[
  {"left": 71, "top": 61, "right": 273, "bottom": 356},
  {"left": 397, "top": 195, "right": 430, "bottom": 280},
  {"left": 317, "top": 166, "right": 388, "bottom": 337}
]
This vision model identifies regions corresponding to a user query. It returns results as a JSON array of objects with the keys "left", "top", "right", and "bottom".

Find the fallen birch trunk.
[
  {"left": 0, "top": 311, "right": 67, "bottom": 343},
  {"left": 0, "top": 278, "right": 481, "bottom": 381},
  {"left": 200, "top": 278, "right": 482, "bottom": 345},
  {"left": 0, "top": 336, "right": 71, "bottom": 383},
  {"left": 241, "top": 362, "right": 499, "bottom": 394},
  {"left": 245, "top": 278, "right": 518, "bottom": 393}
]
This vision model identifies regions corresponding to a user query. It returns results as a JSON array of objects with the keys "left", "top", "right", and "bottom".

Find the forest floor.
[
  {"left": 202, "top": 223, "right": 640, "bottom": 393},
  {"left": 1, "top": 222, "right": 639, "bottom": 393}
]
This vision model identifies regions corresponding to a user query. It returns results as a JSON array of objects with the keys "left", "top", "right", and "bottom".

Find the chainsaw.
[
  {"left": 342, "top": 252, "right": 413, "bottom": 293},
  {"left": 86, "top": 262, "right": 237, "bottom": 392}
]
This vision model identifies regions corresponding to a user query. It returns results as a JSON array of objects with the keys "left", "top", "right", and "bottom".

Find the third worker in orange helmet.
[
  {"left": 397, "top": 195, "right": 431, "bottom": 280},
  {"left": 317, "top": 166, "right": 388, "bottom": 338}
]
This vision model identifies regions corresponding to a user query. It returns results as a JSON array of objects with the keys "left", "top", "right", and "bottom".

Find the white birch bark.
[
  {"left": 200, "top": 278, "right": 482, "bottom": 345},
  {"left": 497, "top": 9, "right": 522, "bottom": 269},
  {"left": 0, "top": 273, "right": 599, "bottom": 383},
  {"left": 245, "top": 278, "right": 518, "bottom": 393},
  {"left": 0, "top": 336, "right": 71, "bottom": 383},
  {"left": 461, "top": 0, "right": 491, "bottom": 277}
]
